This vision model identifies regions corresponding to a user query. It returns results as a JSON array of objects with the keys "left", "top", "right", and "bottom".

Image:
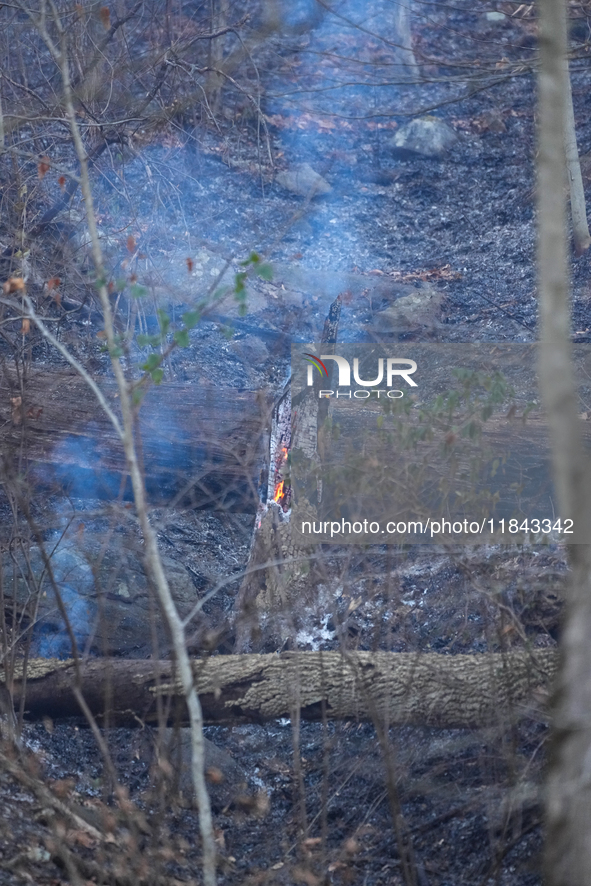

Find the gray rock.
[
  {"left": 229, "top": 334, "right": 269, "bottom": 366},
  {"left": 370, "top": 286, "right": 443, "bottom": 331},
  {"left": 2, "top": 532, "right": 197, "bottom": 658},
  {"left": 390, "top": 116, "right": 458, "bottom": 158},
  {"left": 275, "top": 163, "right": 331, "bottom": 197},
  {"left": 132, "top": 728, "right": 250, "bottom": 810},
  {"left": 477, "top": 10, "right": 508, "bottom": 31},
  {"left": 485, "top": 10, "right": 507, "bottom": 22}
]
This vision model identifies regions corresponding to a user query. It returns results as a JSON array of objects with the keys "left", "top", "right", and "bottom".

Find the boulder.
[
  {"left": 484, "top": 10, "right": 507, "bottom": 23},
  {"left": 130, "top": 728, "right": 252, "bottom": 811},
  {"left": 275, "top": 163, "right": 332, "bottom": 197},
  {"left": 2, "top": 531, "right": 197, "bottom": 658},
  {"left": 390, "top": 116, "right": 458, "bottom": 158},
  {"left": 370, "top": 285, "right": 443, "bottom": 332}
]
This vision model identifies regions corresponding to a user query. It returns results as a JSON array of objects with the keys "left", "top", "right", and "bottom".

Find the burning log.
[{"left": 5, "top": 650, "right": 557, "bottom": 728}]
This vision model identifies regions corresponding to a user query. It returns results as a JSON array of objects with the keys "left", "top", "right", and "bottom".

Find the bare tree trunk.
[
  {"left": 8, "top": 650, "right": 557, "bottom": 728},
  {"left": 537, "top": 1, "right": 591, "bottom": 883},
  {"left": 385, "top": 1, "right": 417, "bottom": 81},
  {"left": 563, "top": 35, "right": 591, "bottom": 255},
  {"left": 235, "top": 296, "right": 341, "bottom": 650},
  {"left": 206, "top": 0, "right": 229, "bottom": 118}
]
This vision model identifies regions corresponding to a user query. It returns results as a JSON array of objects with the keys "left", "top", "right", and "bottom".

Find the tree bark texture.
[
  {"left": 537, "top": 0, "right": 591, "bottom": 883},
  {"left": 562, "top": 31, "right": 591, "bottom": 255},
  {"left": 5, "top": 650, "right": 557, "bottom": 728}
]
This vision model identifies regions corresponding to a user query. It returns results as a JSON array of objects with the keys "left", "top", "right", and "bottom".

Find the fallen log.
[
  {"left": 0, "top": 369, "right": 271, "bottom": 509},
  {"left": 5, "top": 650, "right": 558, "bottom": 728}
]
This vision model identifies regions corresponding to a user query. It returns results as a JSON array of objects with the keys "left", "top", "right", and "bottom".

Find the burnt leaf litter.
[{"left": 1, "top": 0, "right": 589, "bottom": 882}]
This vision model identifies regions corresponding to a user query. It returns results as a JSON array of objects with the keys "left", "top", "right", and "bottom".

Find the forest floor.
[{"left": 1, "top": 0, "right": 590, "bottom": 882}]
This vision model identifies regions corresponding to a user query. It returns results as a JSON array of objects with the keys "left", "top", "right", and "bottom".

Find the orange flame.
[{"left": 273, "top": 480, "right": 284, "bottom": 503}]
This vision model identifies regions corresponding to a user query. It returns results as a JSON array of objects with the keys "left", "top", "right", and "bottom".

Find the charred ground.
[{"left": 0, "top": 0, "right": 588, "bottom": 883}]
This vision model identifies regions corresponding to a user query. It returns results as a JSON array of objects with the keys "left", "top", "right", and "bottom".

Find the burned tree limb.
[
  {"left": 5, "top": 650, "right": 557, "bottom": 728},
  {"left": 234, "top": 295, "right": 342, "bottom": 649}
]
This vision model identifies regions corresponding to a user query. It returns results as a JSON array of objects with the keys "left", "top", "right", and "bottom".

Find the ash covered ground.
[{"left": 0, "top": 0, "right": 587, "bottom": 882}]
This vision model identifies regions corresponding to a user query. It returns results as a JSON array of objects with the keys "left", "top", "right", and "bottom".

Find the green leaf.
[
  {"left": 157, "top": 309, "right": 170, "bottom": 334},
  {"left": 132, "top": 388, "right": 145, "bottom": 407},
  {"left": 141, "top": 353, "right": 160, "bottom": 372},
  {"left": 151, "top": 368, "right": 164, "bottom": 384},
  {"left": 234, "top": 271, "right": 247, "bottom": 296},
  {"left": 241, "top": 252, "right": 260, "bottom": 267},
  {"left": 182, "top": 310, "right": 201, "bottom": 329},
  {"left": 256, "top": 262, "right": 273, "bottom": 281},
  {"left": 174, "top": 328, "right": 190, "bottom": 347},
  {"left": 130, "top": 283, "right": 147, "bottom": 299}
]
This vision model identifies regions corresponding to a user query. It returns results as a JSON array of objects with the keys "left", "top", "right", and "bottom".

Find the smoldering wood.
[
  {"left": 5, "top": 650, "right": 557, "bottom": 728},
  {"left": 234, "top": 295, "right": 343, "bottom": 649},
  {"left": 0, "top": 369, "right": 271, "bottom": 509}
]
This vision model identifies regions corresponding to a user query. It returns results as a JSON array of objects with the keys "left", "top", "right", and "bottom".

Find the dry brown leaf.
[
  {"left": 157, "top": 758, "right": 173, "bottom": 778},
  {"left": 38, "top": 156, "right": 51, "bottom": 179},
  {"left": 21, "top": 318, "right": 30, "bottom": 335},
  {"left": 50, "top": 778, "right": 75, "bottom": 799},
  {"left": 126, "top": 234, "right": 136, "bottom": 253},
  {"left": 67, "top": 828, "right": 97, "bottom": 849},
  {"left": 292, "top": 865, "right": 320, "bottom": 886},
  {"left": 99, "top": 6, "right": 110, "bottom": 28},
  {"left": 46, "top": 277, "right": 61, "bottom": 305},
  {"left": 10, "top": 396, "right": 22, "bottom": 426},
  {"left": 3, "top": 277, "right": 25, "bottom": 294},
  {"left": 206, "top": 766, "right": 224, "bottom": 784},
  {"left": 186, "top": 257, "right": 194, "bottom": 273}
]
